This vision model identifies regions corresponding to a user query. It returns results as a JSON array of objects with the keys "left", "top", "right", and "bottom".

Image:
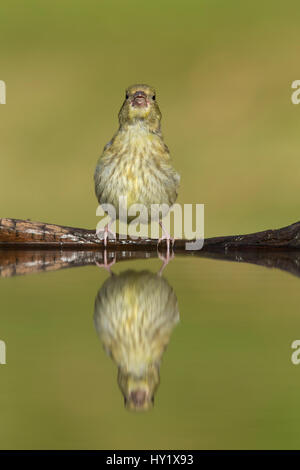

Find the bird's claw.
[
  {"left": 96, "top": 224, "right": 116, "bottom": 247},
  {"left": 157, "top": 234, "right": 175, "bottom": 252},
  {"left": 157, "top": 220, "right": 176, "bottom": 253}
]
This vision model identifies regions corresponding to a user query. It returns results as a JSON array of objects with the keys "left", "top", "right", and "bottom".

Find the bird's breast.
[{"left": 95, "top": 125, "right": 179, "bottom": 216}]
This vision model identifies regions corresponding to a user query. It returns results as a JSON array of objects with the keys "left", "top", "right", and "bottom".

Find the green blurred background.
[
  {"left": 1, "top": 0, "right": 300, "bottom": 450},
  {"left": 0, "top": 0, "right": 299, "bottom": 235}
]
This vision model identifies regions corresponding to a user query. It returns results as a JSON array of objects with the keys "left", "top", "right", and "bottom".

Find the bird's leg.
[
  {"left": 96, "top": 222, "right": 116, "bottom": 247},
  {"left": 95, "top": 250, "right": 116, "bottom": 275},
  {"left": 157, "top": 221, "right": 174, "bottom": 252}
]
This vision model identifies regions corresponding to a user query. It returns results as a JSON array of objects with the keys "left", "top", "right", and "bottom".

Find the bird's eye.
[
  {"left": 126, "top": 94, "right": 129, "bottom": 99},
  {"left": 152, "top": 95, "right": 156, "bottom": 100}
]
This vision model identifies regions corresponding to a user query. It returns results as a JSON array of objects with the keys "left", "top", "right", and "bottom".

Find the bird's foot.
[
  {"left": 157, "top": 234, "right": 175, "bottom": 252},
  {"left": 95, "top": 250, "right": 116, "bottom": 275},
  {"left": 157, "top": 221, "right": 175, "bottom": 252},
  {"left": 157, "top": 222, "right": 175, "bottom": 275},
  {"left": 96, "top": 224, "right": 116, "bottom": 247}
]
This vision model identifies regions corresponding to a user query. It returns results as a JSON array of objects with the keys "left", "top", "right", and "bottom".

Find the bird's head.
[
  {"left": 118, "top": 84, "right": 162, "bottom": 131},
  {"left": 118, "top": 364, "right": 160, "bottom": 412}
]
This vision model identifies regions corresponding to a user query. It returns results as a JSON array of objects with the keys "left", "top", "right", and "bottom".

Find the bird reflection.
[{"left": 94, "top": 269, "right": 179, "bottom": 411}]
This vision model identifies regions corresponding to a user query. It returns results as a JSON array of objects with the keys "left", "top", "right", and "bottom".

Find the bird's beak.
[{"left": 131, "top": 91, "right": 148, "bottom": 107}]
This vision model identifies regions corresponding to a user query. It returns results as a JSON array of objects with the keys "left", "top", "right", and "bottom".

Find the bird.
[
  {"left": 94, "top": 269, "right": 179, "bottom": 411},
  {"left": 94, "top": 84, "right": 180, "bottom": 252}
]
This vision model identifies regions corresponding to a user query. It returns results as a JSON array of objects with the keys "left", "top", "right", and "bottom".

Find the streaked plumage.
[
  {"left": 94, "top": 270, "right": 179, "bottom": 411},
  {"left": 94, "top": 84, "right": 180, "bottom": 224}
]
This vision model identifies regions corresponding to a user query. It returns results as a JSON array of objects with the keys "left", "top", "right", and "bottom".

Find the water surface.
[{"left": 0, "top": 250, "right": 299, "bottom": 449}]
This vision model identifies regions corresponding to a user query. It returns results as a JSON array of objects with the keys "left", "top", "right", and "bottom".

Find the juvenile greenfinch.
[{"left": 94, "top": 84, "right": 180, "bottom": 248}]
